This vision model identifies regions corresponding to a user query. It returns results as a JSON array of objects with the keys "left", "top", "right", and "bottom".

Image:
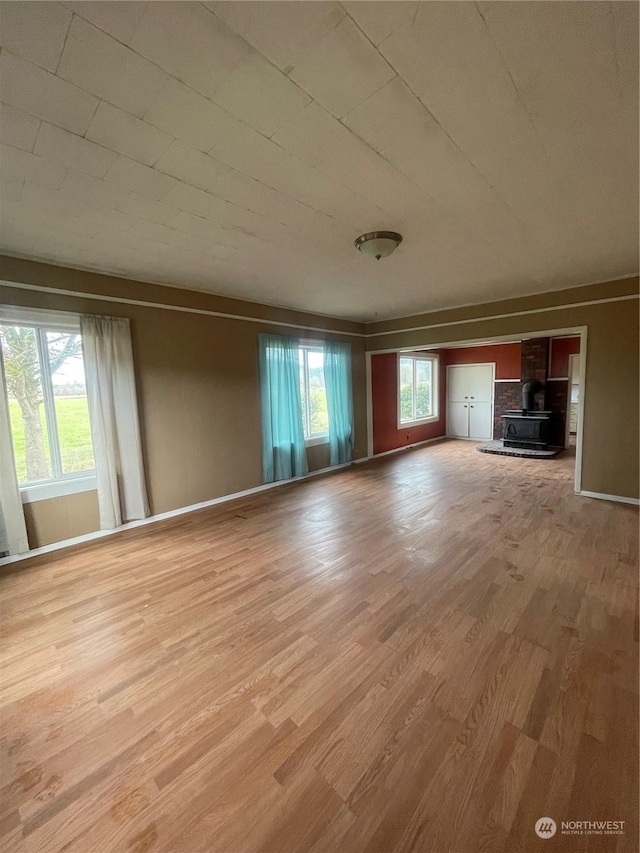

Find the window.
[
  {"left": 0, "top": 319, "right": 95, "bottom": 501},
  {"left": 299, "top": 344, "right": 328, "bottom": 445},
  {"left": 398, "top": 354, "right": 439, "bottom": 425}
]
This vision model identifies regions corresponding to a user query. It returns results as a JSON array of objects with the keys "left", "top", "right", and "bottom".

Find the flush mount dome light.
[{"left": 354, "top": 231, "right": 403, "bottom": 260}]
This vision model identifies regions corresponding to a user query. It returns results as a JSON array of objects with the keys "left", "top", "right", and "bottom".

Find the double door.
[{"left": 447, "top": 364, "right": 494, "bottom": 440}]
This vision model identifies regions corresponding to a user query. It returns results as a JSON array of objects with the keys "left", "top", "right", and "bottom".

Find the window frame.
[
  {"left": 397, "top": 353, "right": 439, "bottom": 428},
  {"left": 299, "top": 342, "right": 329, "bottom": 447},
  {"left": 0, "top": 312, "right": 97, "bottom": 503}
]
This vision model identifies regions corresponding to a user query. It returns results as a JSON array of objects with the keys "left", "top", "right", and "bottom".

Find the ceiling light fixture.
[{"left": 354, "top": 231, "right": 403, "bottom": 260}]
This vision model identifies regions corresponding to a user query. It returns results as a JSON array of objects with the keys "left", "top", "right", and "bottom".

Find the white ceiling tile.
[
  {"left": 166, "top": 227, "right": 242, "bottom": 260},
  {"left": 103, "top": 155, "right": 179, "bottom": 201},
  {"left": 0, "top": 173, "right": 24, "bottom": 203},
  {"left": 0, "top": 143, "right": 67, "bottom": 190},
  {"left": 64, "top": 1, "right": 147, "bottom": 45},
  {"left": 144, "top": 77, "right": 237, "bottom": 153},
  {"left": 342, "top": 77, "right": 432, "bottom": 156},
  {"left": 0, "top": 51, "right": 99, "bottom": 135},
  {"left": 376, "top": 3, "right": 578, "bottom": 228},
  {"left": 19, "top": 181, "right": 88, "bottom": 219},
  {"left": 211, "top": 51, "right": 310, "bottom": 136},
  {"left": 57, "top": 17, "right": 169, "bottom": 118},
  {"left": 0, "top": 104, "right": 40, "bottom": 152},
  {"left": 161, "top": 181, "right": 234, "bottom": 222},
  {"left": 60, "top": 168, "right": 131, "bottom": 209},
  {"left": 129, "top": 3, "right": 250, "bottom": 98},
  {"left": 319, "top": 134, "right": 440, "bottom": 221},
  {"left": 82, "top": 205, "right": 138, "bottom": 233},
  {"left": 85, "top": 102, "right": 173, "bottom": 167},
  {"left": 117, "top": 192, "right": 180, "bottom": 226},
  {"left": 0, "top": 1, "right": 71, "bottom": 72},
  {"left": 263, "top": 155, "right": 390, "bottom": 230},
  {"left": 207, "top": 167, "right": 280, "bottom": 214},
  {"left": 209, "top": 122, "right": 289, "bottom": 180},
  {"left": 14, "top": 206, "right": 99, "bottom": 239},
  {"left": 289, "top": 16, "right": 395, "bottom": 118},
  {"left": 342, "top": 1, "right": 418, "bottom": 46},
  {"left": 480, "top": 2, "right": 616, "bottom": 103},
  {"left": 155, "top": 142, "right": 275, "bottom": 218},
  {"left": 166, "top": 209, "right": 253, "bottom": 252},
  {"left": 213, "top": 1, "right": 345, "bottom": 73},
  {"left": 33, "top": 122, "right": 118, "bottom": 178},
  {"left": 271, "top": 101, "right": 354, "bottom": 167},
  {"left": 154, "top": 140, "right": 231, "bottom": 192},
  {"left": 128, "top": 218, "right": 176, "bottom": 246}
]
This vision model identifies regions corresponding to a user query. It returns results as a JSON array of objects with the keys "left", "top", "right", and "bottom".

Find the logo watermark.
[
  {"left": 535, "top": 817, "right": 625, "bottom": 839},
  {"left": 535, "top": 818, "right": 557, "bottom": 838}
]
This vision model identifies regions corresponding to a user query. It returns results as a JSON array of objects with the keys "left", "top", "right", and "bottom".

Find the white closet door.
[
  {"left": 469, "top": 402, "right": 492, "bottom": 439},
  {"left": 448, "top": 366, "right": 469, "bottom": 402},
  {"left": 466, "top": 365, "right": 493, "bottom": 402},
  {"left": 447, "top": 364, "right": 493, "bottom": 440},
  {"left": 448, "top": 401, "right": 470, "bottom": 437}
]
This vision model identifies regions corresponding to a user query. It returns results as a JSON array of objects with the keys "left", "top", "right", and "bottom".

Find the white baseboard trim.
[
  {"left": 446, "top": 435, "right": 491, "bottom": 442},
  {"left": 579, "top": 490, "right": 640, "bottom": 506},
  {"left": 0, "top": 456, "right": 367, "bottom": 567},
  {"left": 370, "top": 435, "right": 447, "bottom": 459}
]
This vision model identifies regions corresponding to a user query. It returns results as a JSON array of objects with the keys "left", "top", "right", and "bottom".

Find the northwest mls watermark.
[{"left": 535, "top": 817, "right": 625, "bottom": 839}]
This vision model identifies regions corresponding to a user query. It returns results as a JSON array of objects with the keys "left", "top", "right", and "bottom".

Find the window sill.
[
  {"left": 305, "top": 435, "right": 329, "bottom": 448},
  {"left": 398, "top": 415, "right": 440, "bottom": 428},
  {"left": 20, "top": 475, "right": 97, "bottom": 504}
]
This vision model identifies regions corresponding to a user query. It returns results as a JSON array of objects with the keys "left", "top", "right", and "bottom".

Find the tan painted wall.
[
  {"left": 23, "top": 491, "right": 100, "bottom": 548},
  {"left": 0, "top": 256, "right": 367, "bottom": 548},
  {"left": 366, "top": 277, "right": 640, "bottom": 500}
]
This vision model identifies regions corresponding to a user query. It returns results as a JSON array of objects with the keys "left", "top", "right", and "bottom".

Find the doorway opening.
[
  {"left": 567, "top": 353, "right": 581, "bottom": 449},
  {"left": 367, "top": 327, "right": 587, "bottom": 494}
]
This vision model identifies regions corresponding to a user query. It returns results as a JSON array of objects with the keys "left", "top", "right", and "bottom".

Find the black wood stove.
[
  {"left": 502, "top": 411, "right": 552, "bottom": 449},
  {"left": 501, "top": 380, "right": 552, "bottom": 450}
]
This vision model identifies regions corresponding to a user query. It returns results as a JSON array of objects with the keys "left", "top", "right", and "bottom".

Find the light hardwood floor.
[{"left": 1, "top": 440, "right": 638, "bottom": 853}]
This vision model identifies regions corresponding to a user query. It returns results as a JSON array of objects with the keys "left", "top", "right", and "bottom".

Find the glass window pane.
[
  {"left": 307, "top": 350, "right": 327, "bottom": 435},
  {"left": 0, "top": 325, "right": 52, "bottom": 483},
  {"left": 415, "top": 359, "right": 432, "bottom": 418},
  {"left": 46, "top": 332, "right": 94, "bottom": 474},
  {"left": 299, "top": 350, "right": 308, "bottom": 438},
  {"left": 399, "top": 357, "right": 414, "bottom": 422}
]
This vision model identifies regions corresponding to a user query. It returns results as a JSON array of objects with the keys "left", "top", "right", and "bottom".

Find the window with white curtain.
[
  {"left": 398, "top": 354, "right": 439, "bottom": 426},
  {"left": 0, "top": 309, "right": 96, "bottom": 502}
]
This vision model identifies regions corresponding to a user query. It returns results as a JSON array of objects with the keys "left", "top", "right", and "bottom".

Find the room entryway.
[
  {"left": 446, "top": 363, "right": 494, "bottom": 440},
  {"left": 567, "top": 352, "right": 580, "bottom": 446}
]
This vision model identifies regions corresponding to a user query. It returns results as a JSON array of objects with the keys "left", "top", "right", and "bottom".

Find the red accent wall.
[
  {"left": 549, "top": 336, "right": 580, "bottom": 378},
  {"left": 372, "top": 351, "right": 446, "bottom": 455},
  {"left": 444, "top": 343, "right": 521, "bottom": 379}
]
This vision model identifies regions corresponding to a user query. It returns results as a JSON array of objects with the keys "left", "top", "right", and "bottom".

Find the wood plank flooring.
[{"left": 1, "top": 440, "right": 638, "bottom": 853}]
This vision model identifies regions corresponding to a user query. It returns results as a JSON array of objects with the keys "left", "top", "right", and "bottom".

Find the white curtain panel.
[
  {"left": 0, "top": 347, "right": 29, "bottom": 556},
  {"left": 81, "top": 315, "right": 150, "bottom": 530}
]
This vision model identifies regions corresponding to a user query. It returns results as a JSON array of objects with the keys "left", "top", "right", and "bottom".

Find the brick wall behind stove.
[
  {"left": 521, "top": 337, "right": 549, "bottom": 412},
  {"left": 494, "top": 382, "right": 522, "bottom": 438},
  {"left": 521, "top": 338, "right": 549, "bottom": 383}
]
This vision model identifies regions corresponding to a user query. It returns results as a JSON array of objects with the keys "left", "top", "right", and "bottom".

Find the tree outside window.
[
  {"left": 399, "top": 355, "right": 437, "bottom": 424},
  {"left": 299, "top": 346, "right": 328, "bottom": 439},
  {"left": 1, "top": 324, "right": 94, "bottom": 484}
]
